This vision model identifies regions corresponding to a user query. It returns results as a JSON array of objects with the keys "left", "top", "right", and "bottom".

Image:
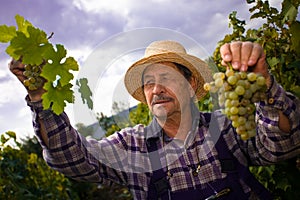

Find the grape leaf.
[
  {"left": 42, "top": 81, "right": 74, "bottom": 115},
  {"left": 267, "top": 57, "right": 280, "bottom": 68},
  {"left": 6, "top": 26, "right": 50, "bottom": 64},
  {"left": 76, "top": 78, "right": 93, "bottom": 110},
  {"left": 281, "top": 0, "right": 298, "bottom": 23},
  {"left": 1, "top": 14, "right": 81, "bottom": 115},
  {"left": 41, "top": 44, "right": 79, "bottom": 86},
  {"left": 290, "top": 21, "right": 300, "bottom": 55},
  {"left": 0, "top": 25, "right": 16, "bottom": 43},
  {"left": 15, "top": 14, "right": 33, "bottom": 37}
]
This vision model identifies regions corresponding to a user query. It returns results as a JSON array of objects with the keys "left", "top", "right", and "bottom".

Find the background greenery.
[{"left": 1, "top": 0, "right": 299, "bottom": 199}]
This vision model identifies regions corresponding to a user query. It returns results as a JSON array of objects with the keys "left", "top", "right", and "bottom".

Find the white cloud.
[
  {"left": 0, "top": 76, "right": 27, "bottom": 107},
  {"left": 72, "top": 0, "right": 131, "bottom": 15}
]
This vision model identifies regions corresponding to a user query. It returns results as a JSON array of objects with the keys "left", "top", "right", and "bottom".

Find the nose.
[{"left": 152, "top": 83, "right": 166, "bottom": 94}]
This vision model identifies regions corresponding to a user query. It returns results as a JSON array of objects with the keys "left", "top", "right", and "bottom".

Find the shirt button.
[{"left": 268, "top": 98, "right": 275, "bottom": 105}]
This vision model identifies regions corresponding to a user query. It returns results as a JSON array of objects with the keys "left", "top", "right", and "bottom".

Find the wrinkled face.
[{"left": 142, "top": 62, "right": 196, "bottom": 120}]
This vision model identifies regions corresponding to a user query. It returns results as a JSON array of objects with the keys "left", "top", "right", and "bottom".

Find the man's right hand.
[{"left": 9, "top": 59, "right": 45, "bottom": 102}]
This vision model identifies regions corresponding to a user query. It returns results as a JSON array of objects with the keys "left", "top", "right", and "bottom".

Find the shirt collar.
[{"left": 145, "top": 102, "right": 201, "bottom": 142}]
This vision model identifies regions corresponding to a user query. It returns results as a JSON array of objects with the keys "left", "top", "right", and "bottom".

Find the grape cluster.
[
  {"left": 204, "top": 69, "right": 267, "bottom": 140},
  {"left": 23, "top": 64, "right": 44, "bottom": 90}
]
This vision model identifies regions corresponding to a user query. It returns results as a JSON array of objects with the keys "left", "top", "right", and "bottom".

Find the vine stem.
[
  {"left": 227, "top": 62, "right": 234, "bottom": 71},
  {"left": 47, "top": 32, "right": 54, "bottom": 40}
]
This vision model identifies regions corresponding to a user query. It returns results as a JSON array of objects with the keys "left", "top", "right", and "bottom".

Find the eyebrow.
[{"left": 143, "top": 72, "right": 170, "bottom": 81}]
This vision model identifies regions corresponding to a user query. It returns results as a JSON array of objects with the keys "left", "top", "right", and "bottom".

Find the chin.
[{"left": 152, "top": 108, "right": 169, "bottom": 120}]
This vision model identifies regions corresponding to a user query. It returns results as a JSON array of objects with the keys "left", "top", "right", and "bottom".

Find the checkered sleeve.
[
  {"left": 250, "top": 77, "right": 300, "bottom": 164},
  {"left": 26, "top": 96, "right": 129, "bottom": 185}
]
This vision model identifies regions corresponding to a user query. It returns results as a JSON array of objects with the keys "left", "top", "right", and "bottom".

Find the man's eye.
[{"left": 144, "top": 80, "right": 154, "bottom": 87}]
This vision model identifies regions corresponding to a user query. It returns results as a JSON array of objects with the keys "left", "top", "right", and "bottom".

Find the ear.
[{"left": 189, "top": 76, "right": 197, "bottom": 98}]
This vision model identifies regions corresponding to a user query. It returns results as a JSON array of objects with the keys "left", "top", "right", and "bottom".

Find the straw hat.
[{"left": 124, "top": 40, "right": 212, "bottom": 103}]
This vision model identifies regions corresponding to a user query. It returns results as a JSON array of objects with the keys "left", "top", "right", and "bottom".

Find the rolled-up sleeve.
[
  {"left": 26, "top": 96, "right": 129, "bottom": 185},
  {"left": 252, "top": 77, "right": 300, "bottom": 164}
]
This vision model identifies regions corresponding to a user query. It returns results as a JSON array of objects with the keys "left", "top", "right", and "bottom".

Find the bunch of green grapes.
[
  {"left": 204, "top": 69, "right": 267, "bottom": 140},
  {"left": 23, "top": 63, "right": 45, "bottom": 90}
]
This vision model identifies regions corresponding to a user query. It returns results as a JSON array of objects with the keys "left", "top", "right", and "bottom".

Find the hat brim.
[{"left": 124, "top": 52, "right": 212, "bottom": 103}]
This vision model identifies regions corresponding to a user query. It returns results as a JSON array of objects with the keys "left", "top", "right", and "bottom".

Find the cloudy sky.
[{"left": 0, "top": 0, "right": 295, "bottom": 139}]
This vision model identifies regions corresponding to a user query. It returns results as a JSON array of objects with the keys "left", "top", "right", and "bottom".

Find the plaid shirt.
[{"left": 27, "top": 79, "right": 300, "bottom": 200}]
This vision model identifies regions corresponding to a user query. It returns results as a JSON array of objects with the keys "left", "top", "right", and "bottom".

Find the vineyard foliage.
[{"left": 211, "top": 0, "right": 300, "bottom": 199}]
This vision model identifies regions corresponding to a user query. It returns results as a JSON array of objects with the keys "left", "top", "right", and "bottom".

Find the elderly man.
[{"left": 9, "top": 40, "right": 300, "bottom": 200}]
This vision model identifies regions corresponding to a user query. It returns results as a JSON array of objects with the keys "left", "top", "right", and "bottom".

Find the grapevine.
[
  {"left": 204, "top": 64, "right": 267, "bottom": 140},
  {"left": 0, "top": 15, "right": 92, "bottom": 115}
]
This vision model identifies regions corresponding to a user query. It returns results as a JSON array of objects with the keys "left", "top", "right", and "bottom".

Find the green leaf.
[
  {"left": 1, "top": 134, "right": 8, "bottom": 144},
  {"left": 7, "top": 26, "right": 50, "bottom": 64},
  {"left": 41, "top": 44, "right": 79, "bottom": 86},
  {"left": 290, "top": 21, "right": 300, "bottom": 55},
  {"left": 76, "top": 78, "right": 93, "bottom": 110},
  {"left": 42, "top": 81, "right": 74, "bottom": 115},
  {"left": 0, "top": 25, "right": 16, "bottom": 43},
  {"left": 291, "top": 85, "right": 300, "bottom": 98},
  {"left": 281, "top": 0, "right": 298, "bottom": 24},
  {"left": 5, "top": 131, "right": 16, "bottom": 140},
  {"left": 15, "top": 14, "right": 32, "bottom": 37},
  {"left": 267, "top": 57, "right": 280, "bottom": 67}
]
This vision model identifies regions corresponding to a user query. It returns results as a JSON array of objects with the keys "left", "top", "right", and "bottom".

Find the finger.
[
  {"left": 248, "top": 43, "right": 264, "bottom": 66},
  {"left": 9, "top": 59, "right": 24, "bottom": 71},
  {"left": 220, "top": 43, "right": 232, "bottom": 64},
  {"left": 230, "top": 41, "right": 242, "bottom": 70},
  {"left": 8, "top": 59, "right": 26, "bottom": 82},
  {"left": 240, "top": 42, "right": 253, "bottom": 71}
]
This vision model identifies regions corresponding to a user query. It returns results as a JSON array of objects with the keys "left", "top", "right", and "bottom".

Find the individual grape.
[
  {"left": 241, "top": 98, "right": 251, "bottom": 106},
  {"left": 236, "top": 125, "right": 246, "bottom": 135},
  {"left": 236, "top": 79, "right": 246, "bottom": 87},
  {"left": 235, "top": 85, "right": 245, "bottom": 95},
  {"left": 237, "top": 116, "right": 246, "bottom": 125},
  {"left": 246, "top": 104, "right": 255, "bottom": 114},
  {"left": 230, "top": 115, "right": 239, "bottom": 121},
  {"left": 227, "top": 75, "right": 238, "bottom": 85},
  {"left": 249, "top": 83, "right": 258, "bottom": 93},
  {"left": 23, "top": 71, "right": 32, "bottom": 77},
  {"left": 29, "top": 77, "right": 36, "bottom": 83},
  {"left": 256, "top": 76, "right": 266, "bottom": 86},
  {"left": 231, "top": 99, "right": 239, "bottom": 107},
  {"left": 238, "top": 106, "right": 247, "bottom": 115},
  {"left": 232, "top": 120, "right": 239, "bottom": 128},
  {"left": 244, "top": 80, "right": 251, "bottom": 89},
  {"left": 247, "top": 72, "right": 257, "bottom": 82},
  {"left": 223, "top": 82, "right": 232, "bottom": 91},
  {"left": 23, "top": 79, "right": 30, "bottom": 87},
  {"left": 215, "top": 78, "right": 224, "bottom": 88},
  {"left": 225, "top": 99, "right": 231, "bottom": 108},
  {"left": 240, "top": 133, "right": 249, "bottom": 140},
  {"left": 230, "top": 106, "right": 239, "bottom": 115},
  {"left": 225, "top": 70, "right": 234, "bottom": 77},
  {"left": 203, "top": 68, "right": 267, "bottom": 140},
  {"left": 239, "top": 71, "right": 247, "bottom": 79},
  {"left": 24, "top": 64, "right": 32, "bottom": 71},
  {"left": 243, "top": 90, "right": 252, "bottom": 99},
  {"left": 245, "top": 120, "right": 256, "bottom": 131},
  {"left": 203, "top": 83, "right": 211, "bottom": 91},
  {"left": 229, "top": 91, "right": 238, "bottom": 100},
  {"left": 28, "top": 84, "right": 37, "bottom": 90},
  {"left": 213, "top": 72, "right": 225, "bottom": 80}
]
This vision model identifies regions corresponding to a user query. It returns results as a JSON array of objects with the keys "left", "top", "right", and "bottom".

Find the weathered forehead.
[{"left": 143, "top": 62, "right": 181, "bottom": 77}]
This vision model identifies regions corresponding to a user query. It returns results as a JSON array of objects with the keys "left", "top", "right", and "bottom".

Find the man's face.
[{"left": 142, "top": 62, "right": 195, "bottom": 120}]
